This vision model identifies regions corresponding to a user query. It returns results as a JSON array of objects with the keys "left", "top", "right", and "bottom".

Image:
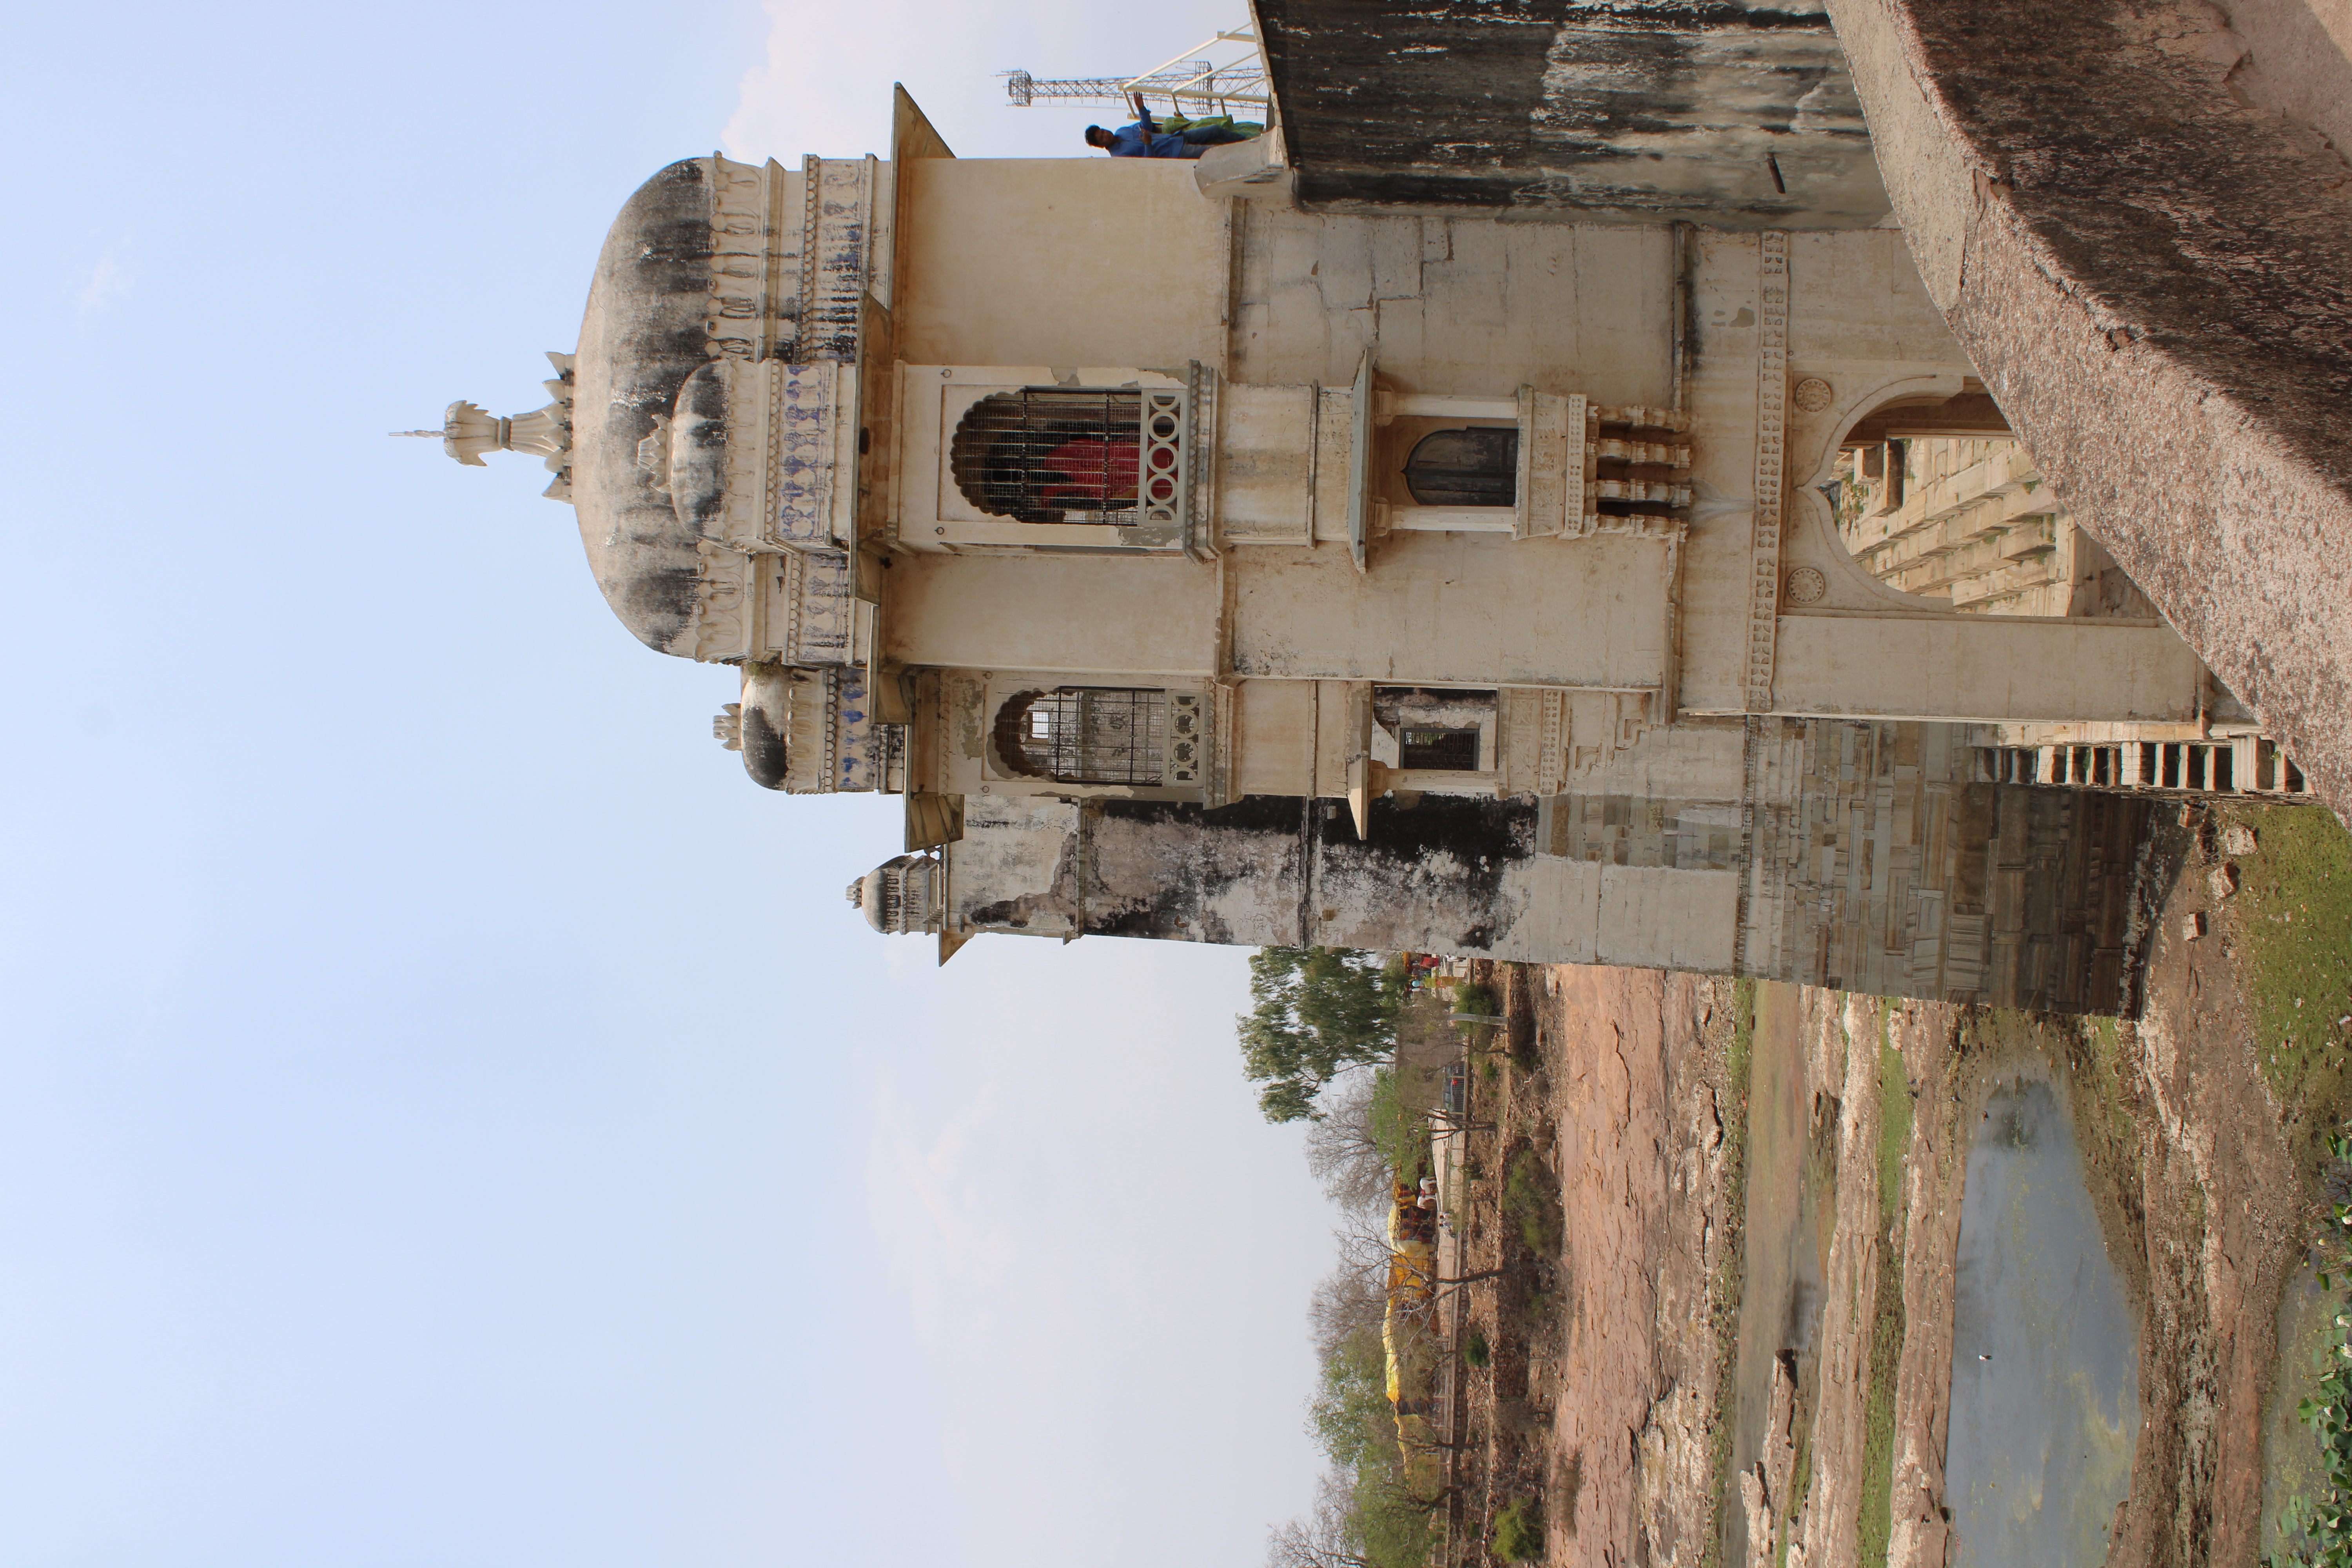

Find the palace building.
[{"left": 430, "top": 67, "right": 2306, "bottom": 1013}]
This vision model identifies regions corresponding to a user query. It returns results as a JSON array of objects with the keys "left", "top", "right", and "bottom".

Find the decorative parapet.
[
  {"left": 675, "top": 160, "right": 880, "bottom": 666},
  {"left": 704, "top": 154, "right": 877, "bottom": 366},
  {"left": 1742, "top": 232, "right": 1790, "bottom": 714}
]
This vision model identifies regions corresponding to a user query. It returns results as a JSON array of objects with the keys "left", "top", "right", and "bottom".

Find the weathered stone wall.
[
  {"left": 1740, "top": 719, "right": 2154, "bottom": 1013},
  {"left": 1822, "top": 0, "right": 2352, "bottom": 822},
  {"left": 1011, "top": 718, "right": 2161, "bottom": 1012},
  {"left": 1253, "top": 0, "right": 1890, "bottom": 227}
]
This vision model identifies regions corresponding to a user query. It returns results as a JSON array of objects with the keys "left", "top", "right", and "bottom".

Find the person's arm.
[{"left": 1128, "top": 91, "right": 1158, "bottom": 140}]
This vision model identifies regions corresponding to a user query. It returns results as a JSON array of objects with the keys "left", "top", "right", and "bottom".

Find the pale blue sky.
[{"left": 0, "top": 5, "right": 1328, "bottom": 1566}]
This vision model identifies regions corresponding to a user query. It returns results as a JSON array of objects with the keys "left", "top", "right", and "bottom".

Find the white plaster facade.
[{"left": 430, "top": 86, "right": 2271, "bottom": 1007}]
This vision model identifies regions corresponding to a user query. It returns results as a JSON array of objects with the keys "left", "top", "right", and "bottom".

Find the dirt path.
[
  {"left": 1530, "top": 967, "right": 1733, "bottom": 1568},
  {"left": 1541, "top": 965, "right": 1669, "bottom": 1563}
]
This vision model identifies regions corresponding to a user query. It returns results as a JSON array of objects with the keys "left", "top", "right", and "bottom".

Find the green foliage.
[
  {"left": 2265, "top": 1131, "right": 2352, "bottom": 1568},
  {"left": 1367, "top": 1070, "right": 1430, "bottom": 1186},
  {"left": 1354, "top": 1463, "right": 1442, "bottom": 1568},
  {"left": 1463, "top": 1329, "right": 1490, "bottom": 1370},
  {"left": 1504, "top": 1150, "right": 1559, "bottom": 1254},
  {"left": 1239, "top": 947, "right": 1403, "bottom": 1123},
  {"left": 1453, "top": 981, "right": 1497, "bottom": 1018},
  {"left": 1491, "top": 1498, "right": 1543, "bottom": 1562},
  {"left": 1304, "top": 1327, "right": 1444, "bottom": 1568},
  {"left": 1307, "top": 1327, "right": 1393, "bottom": 1473}
]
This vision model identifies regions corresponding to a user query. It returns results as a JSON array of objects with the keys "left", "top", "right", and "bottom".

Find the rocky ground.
[
  {"left": 1440, "top": 964, "right": 1742, "bottom": 1568},
  {"left": 1436, "top": 797, "right": 2348, "bottom": 1568}
]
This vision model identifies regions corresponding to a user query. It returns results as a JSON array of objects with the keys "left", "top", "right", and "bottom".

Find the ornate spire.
[{"left": 399, "top": 351, "right": 578, "bottom": 501}]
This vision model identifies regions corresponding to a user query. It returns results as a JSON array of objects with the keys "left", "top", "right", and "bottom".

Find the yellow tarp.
[{"left": 1382, "top": 1181, "right": 1439, "bottom": 1431}]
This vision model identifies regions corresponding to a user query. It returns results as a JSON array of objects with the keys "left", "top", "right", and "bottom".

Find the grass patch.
[
  {"left": 1856, "top": 1001, "right": 1910, "bottom": 1564},
  {"left": 1876, "top": 1005, "right": 1912, "bottom": 1227},
  {"left": 1704, "top": 981, "right": 1757, "bottom": 1568},
  {"left": 1492, "top": 1497, "right": 1544, "bottom": 1562},
  {"left": 1856, "top": 1211, "right": 1906, "bottom": 1564},
  {"left": 2230, "top": 804, "right": 2352, "bottom": 1180}
]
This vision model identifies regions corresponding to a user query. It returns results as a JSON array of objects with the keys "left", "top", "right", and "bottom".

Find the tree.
[
  {"left": 1302, "top": 1069, "right": 1393, "bottom": 1215},
  {"left": 1307, "top": 1260, "right": 1387, "bottom": 1365},
  {"left": 1238, "top": 947, "right": 1402, "bottom": 1123},
  {"left": 1305, "top": 1324, "right": 1393, "bottom": 1472},
  {"left": 1267, "top": 1472, "right": 1375, "bottom": 1568},
  {"left": 1327, "top": 1209, "right": 1506, "bottom": 1312}
]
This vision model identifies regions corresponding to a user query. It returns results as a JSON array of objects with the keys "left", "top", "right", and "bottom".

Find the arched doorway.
[{"left": 1827, "top": 387, "right": 2155, "bottom": 620}]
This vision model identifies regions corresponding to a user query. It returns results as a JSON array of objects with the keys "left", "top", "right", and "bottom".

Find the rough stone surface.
[
  {"left": 1824, "top": 0, "right": 2352, "bottom": 822},
  {"left": 1254, "top": 0, "right": 1890, "bottom": 226}
]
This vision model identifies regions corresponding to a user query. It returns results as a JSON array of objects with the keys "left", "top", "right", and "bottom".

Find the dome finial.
[{"left": 396, "top": 351, "right": 579, "bottom": 501}]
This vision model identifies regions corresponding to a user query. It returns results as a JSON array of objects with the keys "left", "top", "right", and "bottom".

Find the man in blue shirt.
[{"left": 1085, "top": 94, "right": 1258, "bottom": 159}]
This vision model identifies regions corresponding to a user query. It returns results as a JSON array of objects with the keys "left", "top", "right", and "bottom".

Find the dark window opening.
[
  {"left": 1404, "top": 428, "right": 1517, "bottom": 507},
  {"left": 1399, "top": 726, "right": 1481, "bottom": 771},
  {"left": 950, "top": 389, "right": 1168, "bottom": 525},
  {"left": 993, "top": 688, "right": 1167, "bottom": 784}
]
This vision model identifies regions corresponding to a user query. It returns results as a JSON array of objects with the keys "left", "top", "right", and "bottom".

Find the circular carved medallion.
[
  {"left": 1792, "top": 376, "right": 1833, "bottom": 413},
  {"left": 1784, "top": 566, "right": 1828, "bottom": 605}
]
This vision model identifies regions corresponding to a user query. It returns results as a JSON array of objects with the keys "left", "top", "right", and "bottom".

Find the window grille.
[
  {"left": 1405, "top": 428, "right": 1519, "bottom": 507},
  {"left": 995, "top": 688, "right": 1172, "bottom": 784},
  {"left": 1399, "top": 726, "right": 1481, "bottom": 771},
  {"left": 950, "top": 388, "right": 1185, "bottom": 526}
]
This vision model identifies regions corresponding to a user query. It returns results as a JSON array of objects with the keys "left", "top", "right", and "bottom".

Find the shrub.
[
  {"left": 1491, "top": 1498, "right": 1543, "bottom": 1562},
  {"left": 1463, "top": 1329, "right": 1490, "bottom": 1370},
  {"left": 1504, "top": 1150, "right": 1559, "bottom": 1254}
]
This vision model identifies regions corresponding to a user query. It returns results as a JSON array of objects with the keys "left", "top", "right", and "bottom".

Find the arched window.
[
  {"left": 1405, "top": 427, "right": 1519, "bottom": 507},
  {"left": 949, "top": 388, "right": 1181, "bottom": 525},
  {"left": 993, "top": 687, "right": 1193, "bottom": 785}
]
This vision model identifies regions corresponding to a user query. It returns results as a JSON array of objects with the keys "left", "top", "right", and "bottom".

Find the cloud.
[
  {"left": 855, "top": 937, "right": 1328, "bottom": 1568},
  {"left": 722, "top": 0, "right": 1242, "bottom": 164},
  {"left": 75, "top": 231, "right": 138, "bottom": 317}
]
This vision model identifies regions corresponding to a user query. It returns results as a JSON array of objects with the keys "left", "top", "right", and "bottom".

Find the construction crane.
[{"left": 1004, "top": 29, "right": 1267, "bottom": 118}]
